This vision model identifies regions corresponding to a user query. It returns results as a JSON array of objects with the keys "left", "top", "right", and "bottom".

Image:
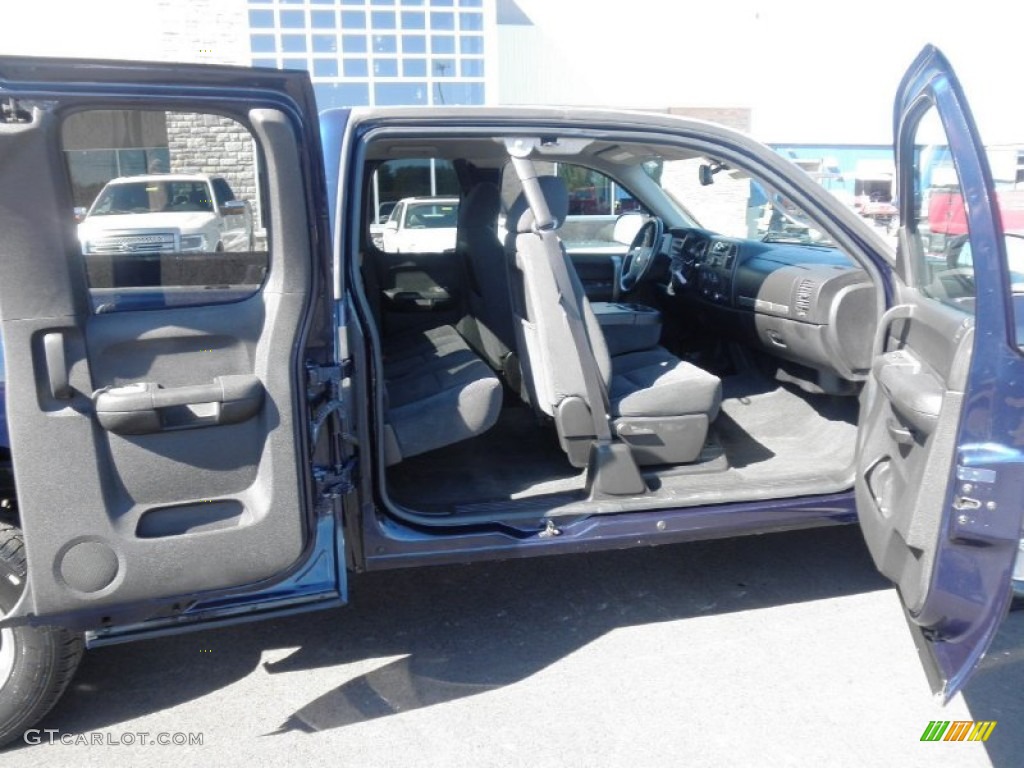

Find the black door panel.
[
  {"left": 0, "top": 59, "right": 329, "bottom": 630},
  {"left": 569, "top": 251, "right": 621, "bottom": 302}
]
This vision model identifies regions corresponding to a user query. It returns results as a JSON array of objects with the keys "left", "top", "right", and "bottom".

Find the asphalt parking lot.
[{"left": 6, "top": 525, "right": 1022, "bottom": 767}]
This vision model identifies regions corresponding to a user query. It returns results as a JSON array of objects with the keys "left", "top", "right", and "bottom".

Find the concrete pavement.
[{"left": 6, "top": 525, "right": 1020, "bottom": 767}]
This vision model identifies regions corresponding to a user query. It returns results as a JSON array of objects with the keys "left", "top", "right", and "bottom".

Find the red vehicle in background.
[{"left": 926, "top": 145, "right": 1024, "bottom": 252}]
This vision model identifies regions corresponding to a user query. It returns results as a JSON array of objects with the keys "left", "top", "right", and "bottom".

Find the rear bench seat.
[{"left": 381, "top": 324, "right": 502, "bottom": 465}]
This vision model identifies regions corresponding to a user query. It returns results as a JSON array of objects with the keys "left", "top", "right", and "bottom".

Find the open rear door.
[
  {"left": 856, "top": 45, "right": 1024, "bottom": 699},
  {"left": 0, "top": 57, "right": 336, "bottom": 630}
]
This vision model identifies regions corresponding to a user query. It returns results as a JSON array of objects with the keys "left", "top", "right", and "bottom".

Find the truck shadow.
[
  {"left": 962, "top": 602, "right": 1024, "bottom": 766},
  {"left": 27, "top": 525, "right": 1024, "bottom": 749}
]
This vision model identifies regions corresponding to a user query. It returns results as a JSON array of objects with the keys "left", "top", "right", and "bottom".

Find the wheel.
[
  {"left": 619, "top": 217, "right": 665, "bottom": 295},
  {"left": 0, "top": 522, "right": 84, "bottom": 748}
]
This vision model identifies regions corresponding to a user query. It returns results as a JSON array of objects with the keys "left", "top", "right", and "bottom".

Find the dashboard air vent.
[{"left": 794, "top": 278, "right": 816, "bottom": 316}]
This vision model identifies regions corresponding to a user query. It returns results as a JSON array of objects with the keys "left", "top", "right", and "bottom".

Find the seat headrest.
[
  {"left": 458, "top": 182, "right": 501, "bottom": 229},
  {"left": 509, "top": 176, "right": 570, "bottom": 234}
]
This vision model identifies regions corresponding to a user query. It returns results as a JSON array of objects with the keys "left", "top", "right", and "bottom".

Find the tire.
[{"left": 0, "top": 523, "right": 84, "bottom": 748}]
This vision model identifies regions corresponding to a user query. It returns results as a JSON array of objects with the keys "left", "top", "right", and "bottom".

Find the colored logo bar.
[{"left": 921, "top": 721, "right": 997, "bottom": 742}]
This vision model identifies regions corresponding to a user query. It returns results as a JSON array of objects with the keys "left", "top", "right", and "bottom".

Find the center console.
[{"left": 591, "top": 302, "right": 663, "bottom": 356}]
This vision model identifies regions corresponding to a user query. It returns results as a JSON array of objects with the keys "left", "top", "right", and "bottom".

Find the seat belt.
[{"left": 508, "top": 156, "right": 613, "bottom": 443}]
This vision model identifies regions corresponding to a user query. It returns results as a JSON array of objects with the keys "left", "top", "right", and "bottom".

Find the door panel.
[
  {"left": 568, "top": 251, "right": 620, "bottom": 302},
  {"left": 855, "top": 45, "right": 1024, "bottom": 698},
  {"left": 0, "top": 58, "right": 334, "bottom": 630}
]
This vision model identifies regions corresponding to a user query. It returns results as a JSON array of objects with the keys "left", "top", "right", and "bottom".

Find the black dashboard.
[{"left": 666, "top": 228, "right": 877, "bottom": 385}]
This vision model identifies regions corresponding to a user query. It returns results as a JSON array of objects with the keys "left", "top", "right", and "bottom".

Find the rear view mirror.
[{"left": 699, "top": 161, "right": 727, "bottom": 186}]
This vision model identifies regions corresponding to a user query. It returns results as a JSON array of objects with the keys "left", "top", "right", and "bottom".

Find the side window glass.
[
  {"left": 368, "top": 158, "right": 458, "bottom": 252},
  {"left": 62, "top": 110, "right": 265, "bottom": 313},
  {"left": 910, "top": 106, "right": 976, "bottom": 313},
  {"left": 499, "top": 161, "right": 648, "bottom": 251}
]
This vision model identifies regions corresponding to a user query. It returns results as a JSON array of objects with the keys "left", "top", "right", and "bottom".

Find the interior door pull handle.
[
  {"left": 93, "top": 374, "right": 263, "bottom": 435},
  {"left": 886, "top": 418, "right": 915, "bottom": 446},
  {"left": 43, "top": 332, "right": 72, "bottom": 400}
]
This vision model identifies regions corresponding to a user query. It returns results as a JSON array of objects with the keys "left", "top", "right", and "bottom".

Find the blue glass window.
[
  {"left": 341, "top": 0, "right": 364, "bottom": 4},
  {"left": 280, "top": 10, "right": 305, "bottom": 28},
  {"left": 311, "top": 0, "right": 335, "bottom": 4},
  {"left": 459, "top": 11, "right": 482, "bottom": 30},
  {"left": 401, "top": 11, "right": 425, "bottom": 28},
  {"left": 343, "top": 59, "right": 369, "bottom": 77},
  {"left": 371, "top": 11, "right": 396, "bottom": 28},
  {"left": 281, "top": 34, "right": 306, "bottom": 53},
  {"left": 402, "top": 58, "right": 427, "bottom": 77},
  {"left": 312, "top": 35, "right": 337, "bottom": 53},
  {"left": 460, "top": 58, "right": 483, "bottom": 77},
  {"left": 433, "top": 82, "right": 483, "bottom": 105},
  {"left": 430, "top": 35, "right": 454, "bottom": 53},
  {"left": 459, "top": 0, "right": 483, "bottom": 6},
  {"left": 341, "top": 10, "right": 366, "bottom": 28},
  {"left": 374, "top": 59, "right": 399, "bottom": 76},
  {"left": 402, "top": 35, "right": 426, "bottom": 53},
  {"left": 431, "top": 58, "right": 455, "bottom": 77},
  {"left": 460, "top": 35, "right": 483, "bottom": 54},
  {"left": 250, "top": 34, "right": 275, "bottom": 54},
  {"left": 315, "top": 82, "right": 370, "bottom": 109},
  {"left": 431, "top": 0, "right": 454, "bottom": 6},
  {"left": 430, "top": 11, "right": 454, "bottom": 29},
  {"left": 249, "top": 10, "right": 274, "bottom": 27},
  {"left": 342, "top": 34, "right": 368, "bottom": 53},
  {"left": 311, "top": 10, "right": 336, "bottom": 28},
  {"left": 252, "top": 58, "right": 277, "bottom": 68},
  {"left": 373, "top": 35, "right": 397, "bottom": 53},
  {"left": 313, "top": 59, "right": 338, "bottom": 77},
  {"left": 371, "top": 0, "right": 396, "bottom": 4},
  {"left": 375, "top": 83, "right": 428, "bottom": 106},
  {"left": 400, "top": 0, "right": 424, "bottom": 5},
  {"left": 283, "top": 58, "right": 308, "bottom": 71}
]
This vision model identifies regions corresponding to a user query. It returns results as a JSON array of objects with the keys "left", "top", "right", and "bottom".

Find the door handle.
[
  {"left": 886, "top": 418, "right": 915, "bottom": 446},
  {"left": 43, "top": 332, "right": 72, "bottom": 400},
  {"left": 93, "top": 374, "right": 263, "bottom": 435}
]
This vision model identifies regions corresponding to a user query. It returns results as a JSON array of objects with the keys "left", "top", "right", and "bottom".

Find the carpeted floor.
[{"left": 387, "top": 373, "right": 860, "bottom": 517}]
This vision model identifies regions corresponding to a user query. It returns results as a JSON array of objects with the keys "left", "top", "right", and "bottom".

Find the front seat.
[
  {"left": 454, "top": 181, "right": 517, "bottom": 372},
  {"left": 505, "top": 176, "right": 722, "bottom": 468}
]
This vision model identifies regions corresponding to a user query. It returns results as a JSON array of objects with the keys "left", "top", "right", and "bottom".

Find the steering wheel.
[{"left": 619, "top": 217, "right": 665, "bottom": 294}]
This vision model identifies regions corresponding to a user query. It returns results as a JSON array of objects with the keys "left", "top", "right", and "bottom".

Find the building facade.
[{"left": 246, "top": 0, "right": 497, "bottom": 109}]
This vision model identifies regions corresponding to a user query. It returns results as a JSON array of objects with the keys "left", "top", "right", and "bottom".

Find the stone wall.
[{"left": 165, "top": 112, "right": 261, "bottom": 227}]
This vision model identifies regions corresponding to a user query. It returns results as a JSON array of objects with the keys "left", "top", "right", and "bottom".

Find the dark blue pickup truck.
[{"left": 1, "top": 47, "right": 1023, "bottom": 746}]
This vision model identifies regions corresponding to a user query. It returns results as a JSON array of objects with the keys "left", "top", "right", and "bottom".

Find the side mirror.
[
  {"left": 612, "top": 211, "right": 646, "bottom": 245},
  {"left": 219, "top": 200, "right": 247, "bottom": 216},
  {"left": 384, "top": 220, "right": 399, "bottom": 231}
]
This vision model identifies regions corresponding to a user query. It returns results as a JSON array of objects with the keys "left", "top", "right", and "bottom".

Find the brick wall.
[{"left": 165, "top": 112, "right": 261, "bottom": 227}]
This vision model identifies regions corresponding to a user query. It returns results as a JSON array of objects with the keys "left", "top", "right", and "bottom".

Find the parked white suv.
[
  {"left": 77, "top": 173, "right": 254, "bottom": 255},
  {"left": 379, "top": 196, "right": 459, "bottom": 253}
]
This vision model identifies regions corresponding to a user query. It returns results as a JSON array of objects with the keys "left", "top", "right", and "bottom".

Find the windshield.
[
  {"left": 403, "top": 202, "right": 458, "bottom": 229},
  {"left": 652, "top": 157, "right": 837, "bottom": 247},
  {"left": 89, "top": 181, "right": 213, "bottom": 216}
]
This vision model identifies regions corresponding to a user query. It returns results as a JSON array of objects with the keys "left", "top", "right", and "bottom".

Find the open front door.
[
  {"left": 856, "top": 45, "right": 1024, "bottom": 699},
  {"left": 0, "top": 57, "right": 337, "bottom": 630}
]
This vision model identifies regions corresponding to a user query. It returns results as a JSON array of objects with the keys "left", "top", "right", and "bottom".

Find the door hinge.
[
  {"left": 314, "top": 458, "right": 358, "bottom": 505},
  {"left": 1, "top": 98, "right": 30, "bottom": 124},
  {"left": 306, "top": 359, "right": 352, "bottom": 390}
]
